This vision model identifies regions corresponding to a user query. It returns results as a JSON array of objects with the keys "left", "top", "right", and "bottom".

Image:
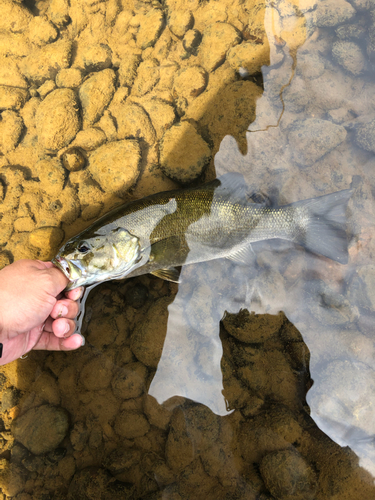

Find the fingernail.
[
  {"left": 59, "top": 306, "right": 68, "bottom": 317},
  {"left": 77, "top": 333, "right": 85, "bottom": 346},
  {"left": 64, "top": 323, "right": 70, "bottom": 335}
]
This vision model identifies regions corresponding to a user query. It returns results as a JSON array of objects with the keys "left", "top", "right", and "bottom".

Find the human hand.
[{"left": 0, "top": 259, "right": 85, "bottom": 365}]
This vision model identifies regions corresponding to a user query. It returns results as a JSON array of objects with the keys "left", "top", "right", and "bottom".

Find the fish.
[{"left": 52, "top": 173, "right": 352, "bottom": 290}]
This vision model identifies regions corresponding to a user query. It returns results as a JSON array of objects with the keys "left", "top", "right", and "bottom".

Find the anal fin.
[{"left": 151, "top": 268, "right": 181, "bottom": 283}]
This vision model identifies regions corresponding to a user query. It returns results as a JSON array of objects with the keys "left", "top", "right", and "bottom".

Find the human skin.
[{"left": 0, "top": 259, "right": 85, "bottom": 365}]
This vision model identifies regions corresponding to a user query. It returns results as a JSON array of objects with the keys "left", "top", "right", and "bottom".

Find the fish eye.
[{"left": 78, "top": 241, "right": 91, "bottom": 253}]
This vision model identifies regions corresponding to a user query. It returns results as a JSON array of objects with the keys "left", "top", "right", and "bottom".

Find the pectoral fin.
[
  {"left": 151, "top": 268, "right": 181, "bottom": 283},
  {"left": 226, "top": 245, "right": 256, "bottom": 266}
]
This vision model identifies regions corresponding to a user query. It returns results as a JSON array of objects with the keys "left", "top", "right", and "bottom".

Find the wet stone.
[
  {"left": 355, "top": 118, "right": 375, "bottom": 154},
  {"left": 332, "top": 40, "right": 366, "bottom": 75},
  {"left": 80, "top": 355, "right": 113, "bottom": 391},
  {"left": 82, "top": 44, "right": 112, "bottom": 72},
  {"left": 111, "top": 362, "right": 148, "bottom": 399},
  {"left": 28, "top": 16, "right": 58, "bottom": 46},
  {"left": 222, "top": 310, "right": 284, "bottom": 343},
  {"left": 29, "top": 227, "right": 65, "bottom": 252},
  {"left": 335, "top": 23, "right": 368, "bottom": 41},
  {"left": 260, "top": 449, "right": 317, "bottom": 500},
  {"left": 35, "top": 88, "right": 80, "bottom": 151},
  {"left": 79, "top": 69, "right": 116, "bottom": 128},
  {"left": 125, "top": 283, "right": 149, "bottom": 309},
  {"left": 132, "top": 58, "right": 160, "bottom": 97},
  {"left": 20, "top": 40, "right": 72, "bottom": 85},
  {"left": 199, "top": 22, "right": 241, "bottom": 72},
  {"left": 314, "top": 0, "right": 356, "bottom": 27},
  {"left": 67, "top": 467, "right": 112, "bottom": 500},
  {"left": 0, "top": 110, "right": 23, "bottom": 153},
  {"left": 113, "top": 102, "right": 156, "bottom": 144},
  {"left": 1, "top": 387, "right": 21, "bottom": 411},
  {"left": 183, "top": 29, "right": 202, "bottom": 55},
  {"left": 160, "top": 121, "right": 211, "bottom": 184},
  {"left": 288, "top": 118, "right": 347, "bottom": 167},
  {"left": 168, "top": 10, "right": 194, "bottom": 38},
  {"left": 137, "top": 8, "right": 165, "bottom": 50},
  {"left": 88, "top": 139, "right": 141, "bottom": 196},
  {"left": 56, "top": 68, "right": 83, "bottom": 88},
  {"left": 118, "top": 54, "right": 141, "bottom": 87},
  {"left": 227, "top": 41, "right": 270, "bottom": 75},
  {"left": 114, "top": 410, "right": 150, "bottom": 439},
  {"left": 173, "top": 66, "right": 207, "bottom": 101},
  {"left": 12, "top": 405, "right": 69, "bottom": 455},
  {"left": 0, "top": 86, "right": 28, "bottom": 111},
  {"left": 62, "top": 147, "right": 87, "bottom": 171}
]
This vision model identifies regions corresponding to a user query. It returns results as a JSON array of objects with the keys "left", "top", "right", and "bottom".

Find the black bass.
[{"left": 52, "top": 174, "right": 352, "bottom": 290}]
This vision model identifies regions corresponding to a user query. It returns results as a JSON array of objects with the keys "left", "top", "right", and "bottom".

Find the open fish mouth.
[{"left": 52, "top": 256, "right": 84, "bottom": 289}]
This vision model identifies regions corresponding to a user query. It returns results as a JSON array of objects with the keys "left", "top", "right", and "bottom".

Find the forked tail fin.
[{"left": 291, "top": 189, "right": 352, "bottom": 264}]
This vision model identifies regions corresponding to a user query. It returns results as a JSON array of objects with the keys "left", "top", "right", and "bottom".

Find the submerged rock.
[
  {"left": 199, "top": 22, "right": 241, "bottom": 72},
  {"left": 355, "top": 119, "right": 375, "bottom": 153},
  {"left": 332, "top": 40, "right": 366, "bottom": 75},
  {"left": 79, "top": 69, "right": 116, "bottom": 128},
  {"left": 160, "top": 121, "right": 211, "bottom": 184},
  {"left": 12, "top": 405, "right": 69, "bottom": 455}
]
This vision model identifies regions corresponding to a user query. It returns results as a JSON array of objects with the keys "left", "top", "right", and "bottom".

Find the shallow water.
[{"left": 1, "top": 0, "right": 375, "bottom": 498}]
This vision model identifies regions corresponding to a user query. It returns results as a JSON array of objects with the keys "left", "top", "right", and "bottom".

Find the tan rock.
[
  {"left": 82, "top": 44, "right": 112, "bottom": 72},
  {"left": 222, "top": 310, "right": 284, "bottom": 343},
  {"left": 48, "top": 0, "right": 70, "bottom": 27},
  {"left": 114, "top": 411, "right": 150, "bottom": 439},
  {"left": 168, "top": 10, "right": 194, "bottom": 38},
  {"left": 0, "top": 57, "right": 27, "bottom": 88},
  {"left": 72, "top": 128, "right": 106, "bottom": 151},
  {"left": 20, "top": 40, "right": 72, "bottom": 85},
  {"left": 227, "top": 41, "right": 270, "bottom": 74},
  {"left": 14, "top": 216, "right": 36, "bottom": 232},
  {"left": 160, "top": 121, "right": 211, "bottom": 184},
  {"left": 199, "top": 22, "right": 241, "bottom": 72},
  {"left": 35, "top": 88, "right": 80, "bottom": 151},
  {"left": 88, "top": 139, "right": 141, "bottom": 196},
  {"left": 28, "top": 16, "right": 58, "bottom": 45},
  {"left": 79, "top": 69, "right": 116, "bottom": 128},
  {"left": 61, "top": 147, "right": 87, "bottom": 171},
  {"left": 132, "top": 58, "right": 160, "bottom": 97},
  {"left": 29, "top": 226, "right": 65, "bottom": 251},
  {"left": 37, "top": 79, "right": 56, "bottom": 98},
  {"left": 56, "top": 68, "right": 83, "bottom": 88},
  {"left": 0, "top": 33, "right": 30, "bottom": 57},
  {"left": 0, "top": 0, "right": 32, "bottom": 33},
  {"left": 118, "top": 53, "right": 141, "bottom": 87},
  {"left": 136, "top": 98, "right": 176, "bottom": 140},
  {"left": 112, "top": 102, "right": 156, "bottom": 144},
  {"left": 34, "top": 158, "right": 65, "bottom": 194},
  {"left": 0, "top": 110, "right": 23, "bottom": 153},
  {"left": 20, "top": 97, "right": 40, "bottom": 129},
  {"left": 173, "top": 66, "right": 207, "bottom": 101},
  {"left": 137, "top": 8, "right": 164, "bottom": 50},
  {"left": 0, "top": 86, "right": 28, "bottom": 111},
  {"left": 111, "top": 362, "right": 148, "bottom": 399},
  {"left": 80, "top": 355, "right": 114, "bottom": 391}
]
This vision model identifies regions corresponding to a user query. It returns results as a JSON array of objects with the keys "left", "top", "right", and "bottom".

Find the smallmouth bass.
[{"left": 53, "top": 174, "right": 352, "bottom": 290}]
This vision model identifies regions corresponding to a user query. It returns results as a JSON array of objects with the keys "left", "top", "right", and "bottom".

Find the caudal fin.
[{"left": 291, "top": 189, "right": 352, "bottom": 264}]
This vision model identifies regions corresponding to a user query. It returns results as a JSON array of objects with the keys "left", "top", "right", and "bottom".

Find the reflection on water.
[{"left": 2, "top": 0, "right": 375, "bottom": 498}]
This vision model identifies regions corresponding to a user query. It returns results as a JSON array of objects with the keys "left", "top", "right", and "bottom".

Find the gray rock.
[
  {"left": 260, "top": 449, "right": 317, "bottom": 500},
  {"left": 355, "top": 118, "right": 375, "bottom": 153},
  {"left": 348, "top": 264, "right": 375, "bottom": 310},
  {"left": 314, "top": 0, "right": 356, "bottom": 27},
  {"left": 296, "top": 52, "right": 325, "bottom": 80},
  {"left": 332, "top": 40, "right": 366, "bottom": 75},
  {"left": 288, "top": 118, "right": 347, "bottom": 167},
  {"left": 12, "top": 405, "right": 69, "bottom": 455},
  {"left": 79, "top": 69, "right": 116, "bottom": 128},
  {"left": 335, "top": 23, "right": 367, "bottom": 41},
  {"left": 111, "top": 362, "right": 148, "bottom": 399}
]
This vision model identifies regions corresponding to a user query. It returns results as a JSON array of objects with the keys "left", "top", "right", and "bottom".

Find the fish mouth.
[{"left": 52, "top": 256, "right": 84, "bottom": 290}]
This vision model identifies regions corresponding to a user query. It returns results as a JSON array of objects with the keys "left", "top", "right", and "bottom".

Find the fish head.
[{"left": 52, "top": 227, "right": 141, "bottom": 290}]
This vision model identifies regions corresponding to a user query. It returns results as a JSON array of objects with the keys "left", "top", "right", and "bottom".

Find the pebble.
[
  {"left": 111, "top": 362, "right": 148, "bottom": 399},
  {"left": 0, "top": 56, "right": 28, "bottom": 88},
  {"left": 0, "top": 86, "right": 28, "bottom": 111},
  {"left": 12, "top": 405, "right": 69, "bottom": 455},
  {"left": 82, "top": 44, "right": 112, "bottom": 72},
  {"left": 37, "top": 79, "right": 56, "bottom": 98},
  {"left": 183, "top": 29, "right": 202, "bottom": 55},
  {"left": 88, "top": 139, "right": 141, "bottom": 196},
  {"left": 27, "top": 16, "right": 58, "bottom": 46},
  {"left": 20, "top": 40, "right": 72, "bottom": 85},
  {"left": 80, "top": 355, "right": 113, "bottom": 391},
  {"left": 137, "top": 98, "right": 176, "bottom": 140},
  {"left": 332, "top": 40, "right": 366, "bottom": 75},
  {"left": 288, "top": 118, "right": 347, "bottom": 167},
  {"left": 132, "top": 58, "right": 160, "bottom": 97},
  {"left": 48, "top": 0, "right": 70, "bottom": 27},
  {"left": 159, "top": 121, "right": 211, "bottom": 184},
  {"left": 348, "top": 264, "right": 375, "bottom": 311},
  {"left": 1, "top": 387, "right": 20, "bottom": 411},
  {"left": 125, "top": 283, "right": 149, "bottom": 309},
  {"left": 136, "top": 8, "right": 164, "bottom": 50},
  {"left": 113, "top": 102, "right": 156, "bottom": 144},
  {"left": 118, "top": 54, "right": 141, "bottom": 87},
  {"left": 34, "top": 158, "right": 65, "bottom": 194},
  {"left": 227, "top": 41, "right": 270, "bottom": 75},
  {"left": 0, "top": 110, "right": 23, "bottom": 153},
  {"left": 173, "top": 66, "right": 207, "bottom": 102},
  {"left": 67, "top": 467, "right": 112, "bottom": 500},
  {"left": 199, "top": 22, "right": 241, "bottom": 72},
  {"left": 56, "top": 68, "right": 83, "bottom": 88},
  {"left": 222, "top": 310, "right": 284, "bottom": 343},
  {"left": 131, "top": 296, "right": 172, "bottom": 367},
  {"left": 354, "top": 118, "right": 375, "bottom": 153},
  {"left": 72, "top": 128, "right": 107, "bottom": 151},
  {"left": 20, "top": 96, "right": 40, "bottom": 129},
  {"left": 335, "top": 23, "right": 368, "bottom": 41},
  {"left": 79, "top": 69, "right": 116, "bottom": 128},
  {"left": 260, "top": 449, "right": 317, "bottom": 500},
  {"left": 314, "top": 0, "right": 356, "bottom": 27},
  {"left": 35, "top": 88, "right": 80, "bottom": 151},
  {"left": 296, "top": 52, "right": 325, "bottom": 80},
  {"left": 61, "top": 147, "right": 87, "bottom": 171},
  {"left": 114, "top": 410, "right": 150, "bottom": 439},
  {"left": 168, "top": 10, "right": 194, "bottom": 38}
]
